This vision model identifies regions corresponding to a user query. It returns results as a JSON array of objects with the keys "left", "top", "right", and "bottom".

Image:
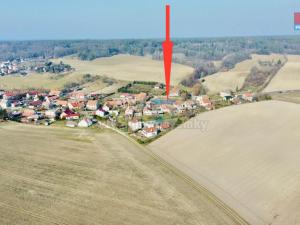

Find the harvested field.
[
  {"left": 52, "top": 54, "right": 194, "bottom": 84},
  {"left": 264, "top": 55, "right": 300, "bottom": 92},
  {"left": 149, "top": 101, "right": 300, "bottom": 225},
  {"left": 203, "top": 54, "right": 285, "bottom": 94},
  {"left": 0, "top": 71, "right": 108, "bottom": 91},
  {"left": 0, "top": 123, "right": 244, "bottom": 225}
]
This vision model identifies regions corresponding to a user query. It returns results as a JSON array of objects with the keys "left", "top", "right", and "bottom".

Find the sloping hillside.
[
  {"left": 0, "top": 54, "right": 193, "bottom": 91},
  {"left": 53, "top": 54, "right": 194, "bottom": 84},
  {"left": 264, "top": 55, "right": 300, "bottom": 92},
  {"left": 0, "top": 123, "right": 242, "bottom": 225},
  {"left": 149, "top": 101, "right": 300, "bottom": 225},
  {"left": 203, "top": 54, "right": 285, "bottom": 94}
]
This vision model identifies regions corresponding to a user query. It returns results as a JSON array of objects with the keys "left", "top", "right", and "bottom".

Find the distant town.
[{"left": 0, "top": 58, "right": 72, "bottom": 76}]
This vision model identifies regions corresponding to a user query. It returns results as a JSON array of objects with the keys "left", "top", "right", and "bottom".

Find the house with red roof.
[{"left": 142, "top": 127, "right": 158, "bottom": 138}]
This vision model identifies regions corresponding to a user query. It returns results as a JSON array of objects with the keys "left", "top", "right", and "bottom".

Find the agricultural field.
[
  {"left": 0, "top": 123, "right": 245, "bottom": 225},
  {"left": 149, "top": 101, "right": 300, "bottom": 225},
  {"left": 0, "top": 71, "right": 109, "bottom": 92},
  {"left": 264, "top": 55, "right": 300, "bottom": 92},
  {"left": 203, "top": 54, "right": 285, "bottom": 94},
  {"left": 269, "top": 90, "right": 300, "bottom": 104},
  {"left": 52, "top": 54, "right": 194, "bottom": 84}
]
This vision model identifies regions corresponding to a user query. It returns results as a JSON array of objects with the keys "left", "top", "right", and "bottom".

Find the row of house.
[{"left": 128, "top": 119, "right": 171, "bottom": 138}]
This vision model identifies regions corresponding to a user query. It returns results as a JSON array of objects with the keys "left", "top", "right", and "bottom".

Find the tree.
[
  {"left": 0, "top": 109, "right": 8, "bottom": 120},
  {"left": 192, "top": 83, "right": 202, "bottom": 96}
]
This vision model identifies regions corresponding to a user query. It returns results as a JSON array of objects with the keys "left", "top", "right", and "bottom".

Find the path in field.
[
  {"left": 149, "top": 101, "right": 300, "bottom": 225},
  {"left": 0, "top": 123, "right": 245, "bottom": 225},
  {"left": 264, "top": 55, "right": 300, "bottom": 92}
]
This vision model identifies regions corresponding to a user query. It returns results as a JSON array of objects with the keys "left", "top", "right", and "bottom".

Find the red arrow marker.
[{"left": 162, "top": 5, "right": 173, "bottom": 98}]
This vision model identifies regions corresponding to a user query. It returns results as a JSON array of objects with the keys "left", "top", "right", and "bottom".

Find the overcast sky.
[{"left": 1, "top": 0, "right": 300, "bottom": 40}]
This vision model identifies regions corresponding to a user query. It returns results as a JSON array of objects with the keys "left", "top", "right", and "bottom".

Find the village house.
[
  {"left": 86, "top": 100, "right": 99, "bottom": 111},
  {"left": 242, "top": 92, "right": 254, "bottom": 102},
  {"left": 70, "top": 91, "right": 85, "bottom": 101},
  {"left": 26, "top": 91, "right": 39, "bottom": 99},
  {"left": 173, "top": 100, "right": 186, "bottom": 113},
  {"left": 66, "top": 121, "right": 77, "bottom": 128},
  {"left": 143, "top": 107, "right": 155, "bottom": 116},
  {"left": 45, "top": 109, "right": 60, "bottom": 119},
  {"left": 106, "top": 99, "right": 123, "bottom": 108},
  {"left": 60, "top": 109, "right": 76, "bottom": 119},
  {"left": 125, "top": 106, "right": 135, "bottom": 117},
  {"left": 128, "top": 119, "right": 143, "bottom": 132},
  {"left": 95, "top": 109, "right": 108, "bottom": 118},
  {"left": 29, "top": 100, "right": 42, "bottom": 109},
  {"left": 143, "top": 121, "right": 157, "bottom": 129},
  {"left": 78, "top": 118, "right": 92, "bottom": 127},
  {"left": 196, "top": 95, "right": 213, "bottom": 110},
  {"left": 56, "top": 99, "right": 68, "bottom": 108},
  {"left": 49, "top": 90, "right": 61, "bottom": 97},
  {"left": 68, "top": 101, "right": 82, "bottom": 110},
  {"left": 183, "top": 100, "right": 197, "bottom": 110},
  {"left": 158, "top": 121, "right": 171, "bottom": 131},
  {"left": 42, "top": 98, "right": 52, "bottom": 109},
  {"left": 66, "top": 113, "right": 80, "bottom": 120},
  {"left": 11, "top": 101, "right": 21, "bottom": 108},
  {"left": 169, "top": 87, "right": 180, "bottom": 97},
  {"left": 159, "top": 104, "right": 172, "bottom": 114},
  {"left": 142, "top": 127, "right": 158, "bottom": 138},
  {"left": 3, "top": 92, "right": 19, "bottom": 100},
  {"left": 102, "top": 104, "right": 111, "bottom": 112},
  {"left": 22, "top": 108, "right": 35, "bottom": 118},
  {"left": 134, "top": 92, "right": 148, "bottom": 102}
]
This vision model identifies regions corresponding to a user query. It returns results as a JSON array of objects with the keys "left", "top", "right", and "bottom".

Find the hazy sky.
[{"left": 1, "top": 0, "right": 300, "bottom": 40}]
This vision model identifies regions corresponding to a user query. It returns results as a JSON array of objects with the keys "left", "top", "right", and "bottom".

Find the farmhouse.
[
  {"left": 60, "top": 109, "right": 76, "bottom": 119},
  {"left": 45, "top": 109, "right": 59, "bottom": 119},
  {"left": 169, "top": 87, "right": 180, "bottom": 97},
  {"left": 49, "top": 90, "right": 61, "bottom": 97},
  {"left": 134, "top": 92, "right": 148, "bottom": 102},
  {"left": 56, "top": 100, "right": 68, "bottom": 107},
  {"left": 125, "top": 106, "right": 135, "bottom": 117},
  {"left": 86, "top": 100, "right": 99, "bottom": 111},
  {"left": 242, "top": 92, "right": 254, "bottom": 102},
  {"left": 22, "top": 109, "right": 35, "bottom": 117},
  {"left": 78, "top": 118, "right": 93, "bottom": 127},
  {"left": 128, "top": 119, "right": 143, "bottom": 131},
  {"left": 196, "top": 95, "right": 213, "bottom": 110},
  {"left": 142, "top": 127, "right": 158, "bottom": 138},
  {"left": 70, "top": 91, "right": 85, "bottom": 101},
  {"left": 95, "top": 109, "right": 108, "bottom": 118},
  {"left": 66, "top": 121, "right": 77, "bottom": 128},
  {"left": 68, "top": 101, "right": 84, "bottom": 110},
  {"left": 66, "top": 113, "right": 80, "bottom": 120}
]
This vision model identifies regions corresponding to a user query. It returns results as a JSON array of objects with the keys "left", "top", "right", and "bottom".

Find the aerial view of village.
[{"left": 1, "top": 1, "right": 300, "bottom": 225}]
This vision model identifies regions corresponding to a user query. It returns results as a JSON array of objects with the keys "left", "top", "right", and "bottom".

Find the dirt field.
[
  {"left": 269, "top": 90, "right": 300, "bottom": 104},
  {"left": 264, "top": 55, "right": 300, "bottom": 92},
  {"left": 149, "top": 101, "right": 300, "bottom": 225},
  {"left": 203, "top": 54, "right": 285, "bottom": 94},
  {"left": 0, "top": 123, "right": 245, "bottom": 225},
  {"left": 0, "top": 71, "right": 109, "bottom": 91},
  {"left": 52, "top": 54, "right": 194, "bottom": 84}
]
